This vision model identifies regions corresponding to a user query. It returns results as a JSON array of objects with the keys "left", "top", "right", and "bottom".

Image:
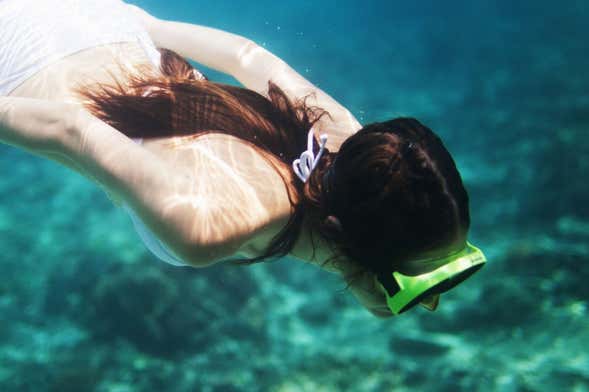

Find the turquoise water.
[{"left": 1, "top": 1, "right": 588, "bottom": 391}]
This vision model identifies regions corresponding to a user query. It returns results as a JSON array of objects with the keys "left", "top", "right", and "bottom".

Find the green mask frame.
[{"left": 381, "top": 242, "right": 487, "bottom": 315}]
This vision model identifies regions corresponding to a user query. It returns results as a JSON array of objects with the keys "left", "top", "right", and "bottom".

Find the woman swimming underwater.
[{"left": 0, "top": 0, "right": 486, "bottom": 317}]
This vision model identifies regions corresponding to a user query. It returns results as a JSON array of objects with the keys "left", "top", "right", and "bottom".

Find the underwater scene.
[{"left": 1, "top": 0, "right": 588, "bottom": 391}]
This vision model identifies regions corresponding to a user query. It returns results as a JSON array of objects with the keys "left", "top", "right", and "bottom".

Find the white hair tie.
[{"left": 292, "top": 129, "right": 328, "bottom": 182}]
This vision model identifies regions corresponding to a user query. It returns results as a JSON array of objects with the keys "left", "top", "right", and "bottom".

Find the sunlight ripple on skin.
[
  {"left": 10, "top": 42, "right": 156, "bottom": 105},
  {"left": 160, "top": 134, "right": 276, "bottom": 244}
]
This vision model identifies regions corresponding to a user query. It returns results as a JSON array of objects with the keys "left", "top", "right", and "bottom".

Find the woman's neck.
[{"left": 288, "top": 220, "right": 356, "bottom": 276}]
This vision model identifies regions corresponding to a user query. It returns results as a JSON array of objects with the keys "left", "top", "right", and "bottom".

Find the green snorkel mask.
[{"left": 378, "top": 242, "right": 487, "bottom": 315}]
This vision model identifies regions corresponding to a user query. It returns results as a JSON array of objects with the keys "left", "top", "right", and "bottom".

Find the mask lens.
[{"left": 398, "top": 263, "right": 484, "bottom": 314}]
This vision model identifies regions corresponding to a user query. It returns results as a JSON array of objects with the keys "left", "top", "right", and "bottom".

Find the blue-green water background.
[{"left": 1, "top": 1, "right": 588, "bottom": 391}]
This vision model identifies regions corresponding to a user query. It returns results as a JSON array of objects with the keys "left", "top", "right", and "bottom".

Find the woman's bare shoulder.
[{"left": 145, "top": 132, "right": 296, "bottom": 262}]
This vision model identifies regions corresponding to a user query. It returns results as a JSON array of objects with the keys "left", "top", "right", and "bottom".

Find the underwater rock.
[
  {"left": 42, "top": 256, "right": 268, "bottom": 358},
  {"left": 388, "top": 336, "right": 450, "bottom": 357},
  {"left": 88, "top": 264, "right": 184, "bottom": 355},
  {"left": 420, "top": 279, "right": 543, "bottom": 334}
]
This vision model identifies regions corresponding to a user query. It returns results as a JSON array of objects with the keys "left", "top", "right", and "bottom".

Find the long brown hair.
[
  {"left": 74, "top": 48, "right": 334, "bottom": 266},
  {"left": 75, "top": 48, "right": 471, "bottom": 283}
]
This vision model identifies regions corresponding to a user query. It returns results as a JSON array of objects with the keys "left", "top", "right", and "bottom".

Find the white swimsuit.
[{"left": 0, "top": 0, "right": 187, "bottom": 266}]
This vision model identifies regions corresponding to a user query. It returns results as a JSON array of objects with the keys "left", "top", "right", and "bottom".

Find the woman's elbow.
[{"left": 179, "top": 235, "right": 241, "bottom": 268}]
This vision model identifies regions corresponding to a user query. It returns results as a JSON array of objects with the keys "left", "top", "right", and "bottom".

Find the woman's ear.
[
  {"left": 321, "top": 215, "right": 344, "bottom": 240},
  {"left": 323, "top": 215, "right": 343, "bottom": 233}
]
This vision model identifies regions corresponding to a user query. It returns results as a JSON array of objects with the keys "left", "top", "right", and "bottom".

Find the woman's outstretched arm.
[
  {"left": 127, "top": 4, "right": 362, "bottom": 151},
  {"left": 0, "top": 97, "right": 250, "bottom": 266}
]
